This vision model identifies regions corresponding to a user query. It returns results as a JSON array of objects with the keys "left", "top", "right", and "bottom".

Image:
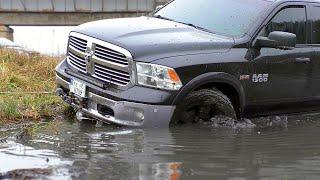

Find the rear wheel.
[{"left": 171, "top": 88, "right": 237, "bottom": 124}]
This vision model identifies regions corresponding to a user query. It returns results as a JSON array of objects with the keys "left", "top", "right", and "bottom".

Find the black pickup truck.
[{"left": 56, "top": 0, "right": 320, "bottom": 127}]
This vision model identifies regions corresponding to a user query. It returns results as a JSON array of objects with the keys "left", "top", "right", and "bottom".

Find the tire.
[{"left": 171, "top": 88, "right": 237, "bottom": 124}]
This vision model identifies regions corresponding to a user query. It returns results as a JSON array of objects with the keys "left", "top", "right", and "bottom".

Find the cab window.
[
  {"left": 310, "top": 6, "right": 320, "bottom": 44},
  {"left": 259, "top": 7, "right": 307, "bottom": 44}
]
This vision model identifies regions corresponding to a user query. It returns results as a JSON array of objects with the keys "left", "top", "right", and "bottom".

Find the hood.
[{"left": 73, "top": 16, "right": 235, "bottom": 62}]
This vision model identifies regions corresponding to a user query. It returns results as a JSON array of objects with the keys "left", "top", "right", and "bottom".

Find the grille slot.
[
  {"left": 69, "top": 36, "right": 87, "bottom": 52},
  {"left": 95, "top": 44, "right": 128, "bottom": 65},
  {"left": 68, "top": 51, "right": 86, "bottom": 73},
  {"left": 94, "top": 64, "right": 130, "bottom": 86}
]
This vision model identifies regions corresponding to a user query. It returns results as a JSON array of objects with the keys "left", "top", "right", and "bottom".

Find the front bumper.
[{"left": 56, "top": 60, "right": 175, "bottom": 128}]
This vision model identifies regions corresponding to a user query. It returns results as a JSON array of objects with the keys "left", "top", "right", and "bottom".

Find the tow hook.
[
  {"left": 56, "top": 88, "right": 64, "bottom": 97},
  {"left": 76, "top": 111, "right": 90, "bottom": 121}
]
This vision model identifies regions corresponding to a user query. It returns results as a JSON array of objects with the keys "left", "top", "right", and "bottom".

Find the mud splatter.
[
  {"left": 0, "top": 168, "right": 52, "bottom": 179},
  {"left": 203, "top": 115, "right": 256, "bottom": 129},
  {"left": 253, "top": 116, "right": 288, "bottom": 129}
]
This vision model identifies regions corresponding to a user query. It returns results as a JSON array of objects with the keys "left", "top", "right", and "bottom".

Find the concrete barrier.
[{"left": 0, "top": 26, "right": 13, "bottom": 41}]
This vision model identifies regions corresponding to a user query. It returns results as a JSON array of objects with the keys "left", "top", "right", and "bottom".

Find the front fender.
[{"left": 173, "top": 72, "right": 246, "bottom": 111}]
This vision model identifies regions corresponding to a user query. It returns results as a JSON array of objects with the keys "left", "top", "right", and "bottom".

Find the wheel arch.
[{"left": 173, "top": 72, "right": 246, "bottom": 118}]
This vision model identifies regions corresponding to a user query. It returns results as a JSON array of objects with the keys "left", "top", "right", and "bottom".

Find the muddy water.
[{"left": 1, "top": 114, "right": 320, "bottom": 179}]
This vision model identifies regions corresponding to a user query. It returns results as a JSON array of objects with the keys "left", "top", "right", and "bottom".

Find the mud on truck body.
[{"left": 56, "top": 0, "right": 320, "bottom": 127}]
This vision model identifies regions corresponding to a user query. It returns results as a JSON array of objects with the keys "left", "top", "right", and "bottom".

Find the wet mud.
[{"left": 0, "top": 168, "right": 52, "bottom": 179}]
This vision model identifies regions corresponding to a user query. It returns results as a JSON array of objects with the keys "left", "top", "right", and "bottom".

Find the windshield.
[{"left": 155, "top": 0, "right": 272, "bottom": 37}]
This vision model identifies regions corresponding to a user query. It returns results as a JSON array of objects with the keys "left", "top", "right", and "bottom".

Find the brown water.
[{"left": 1, "top": 113, "right": 320, "bottom": 179}]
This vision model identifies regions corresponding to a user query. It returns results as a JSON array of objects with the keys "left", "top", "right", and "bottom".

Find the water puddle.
[
  {"left": 1, "top": 113, "right": 320, "bottom": 179},
  {"left": 0, "top": 140, "right": 71, "bottom": 179}
]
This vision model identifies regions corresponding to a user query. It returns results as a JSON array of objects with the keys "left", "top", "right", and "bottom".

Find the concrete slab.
[{"left": 0, "top": 26, "right": 13, "bottom": 41}]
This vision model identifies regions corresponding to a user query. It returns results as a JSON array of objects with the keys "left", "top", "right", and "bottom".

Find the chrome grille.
[
  {"left": 69, "top": 36, "right": 87, "bottom": 52},
  {"left": 94, "top": 64, "right": 130, "bottom": 86},
  {"left": 67, "top": 32, "right": 133, "bottom": 87},
  {"left": 95, "top": 44, "right": 128, "bottom": 65},
  {"left": 68, "top": 51, "right": 86, "bottom": 73}
]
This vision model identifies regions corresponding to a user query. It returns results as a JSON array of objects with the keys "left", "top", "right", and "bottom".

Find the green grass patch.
[{"left": 0, "top": 49, "right": 73, "bottom": 125}]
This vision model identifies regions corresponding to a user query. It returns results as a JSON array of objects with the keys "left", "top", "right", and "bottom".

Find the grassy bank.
[{"left": 0, "top": 49, "right": 70, "bottom": 125}]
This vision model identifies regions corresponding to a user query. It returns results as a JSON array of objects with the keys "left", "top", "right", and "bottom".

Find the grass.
[{"left": 0, "top": 49, "right": 72, "bottom": 125}]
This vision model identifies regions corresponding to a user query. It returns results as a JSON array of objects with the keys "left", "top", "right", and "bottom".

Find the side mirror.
[
  {"left": 155, "top": 5, "right": 164, "bottom": 11},
  {"left": 254, "top": 31, "right": 297, "bottom": 50}
]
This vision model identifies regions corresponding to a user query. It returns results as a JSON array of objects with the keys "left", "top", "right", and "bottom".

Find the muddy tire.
[{"left": 171, "top": 88, "right": 237, "bottom": 124}]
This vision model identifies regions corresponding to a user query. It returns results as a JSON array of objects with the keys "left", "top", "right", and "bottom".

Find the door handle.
[{"left": 295, "top": 57, "right": 310, "bottom": 63}]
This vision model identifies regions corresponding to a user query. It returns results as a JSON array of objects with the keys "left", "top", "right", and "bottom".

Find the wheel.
[{"left": 171, "top": 88, "right": 237, "bottom": 124}]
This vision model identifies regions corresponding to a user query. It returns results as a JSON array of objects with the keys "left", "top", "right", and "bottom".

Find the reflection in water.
[{"left": 1, "top": 114, "right": 320, "bottom": 179}]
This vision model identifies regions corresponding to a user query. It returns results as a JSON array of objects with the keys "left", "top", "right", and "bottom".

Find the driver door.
[{"left": 249, "top": 5, "right": 313, "bottom": 110}]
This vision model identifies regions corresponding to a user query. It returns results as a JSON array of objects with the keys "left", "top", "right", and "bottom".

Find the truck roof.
[{"left": 274, "top": 0, "right": 320, "bottom": 3}]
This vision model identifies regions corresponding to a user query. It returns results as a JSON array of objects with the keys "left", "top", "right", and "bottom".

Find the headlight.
[{"left": 136, "top": 62, "right": 183, "bottom": 90}]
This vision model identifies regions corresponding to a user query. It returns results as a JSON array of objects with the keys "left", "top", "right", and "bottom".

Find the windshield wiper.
[
  {"left": 153, "top": 15, "right": 176, "bottom": 22},
  {"left": 153, "top": 15, "right": 214, "bottom": 34},
  {"left": 178, "top": 22, "right": 214, "bottom": 34}
]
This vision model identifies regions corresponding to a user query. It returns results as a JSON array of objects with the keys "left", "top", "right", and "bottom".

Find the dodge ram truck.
[{"left": 56, "top": 0, "right": 320, "bottom": 127}]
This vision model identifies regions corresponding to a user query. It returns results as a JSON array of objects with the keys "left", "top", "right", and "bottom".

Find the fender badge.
[{"left": 240, "top": 75, "right": 250, "bottom": 81}]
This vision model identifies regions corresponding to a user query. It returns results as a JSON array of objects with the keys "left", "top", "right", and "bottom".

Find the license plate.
[{"left": 70, "top": 79, "right": 86, "bottom": 98}]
